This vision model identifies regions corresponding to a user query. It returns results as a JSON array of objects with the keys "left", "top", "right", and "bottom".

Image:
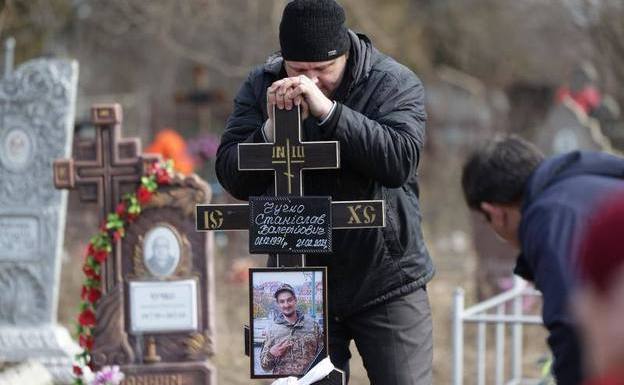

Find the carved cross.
[
  {"left": 53, "top": 104, "right": 157, "bottom": 222},
  {"left": 53, "top": 104, "right": 158, "bottom": 290}
]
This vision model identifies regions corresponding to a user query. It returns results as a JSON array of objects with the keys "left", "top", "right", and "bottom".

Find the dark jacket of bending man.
[
  {"left": 462, "top": 136, "right": 624, "bottom": 385},
  {"left": 216, "top": 1, "right": 434, "bottom": 383}
]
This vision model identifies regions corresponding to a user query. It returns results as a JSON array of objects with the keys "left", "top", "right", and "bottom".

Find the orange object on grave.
[{"left": 145, "top": 129, "right": 195, "bottom": 175}]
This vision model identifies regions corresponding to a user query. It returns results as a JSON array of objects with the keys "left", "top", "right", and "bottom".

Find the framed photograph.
[
  {"left": 249, "top": 267, "right": 328, "bottom": 379},
  {"left": 142, "top": 224, "right": 182, "bottom": 278}
]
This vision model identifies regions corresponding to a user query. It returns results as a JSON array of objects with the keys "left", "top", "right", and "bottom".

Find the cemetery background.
[{"left": 2, "top": 0, "right": 623, "bottom": 383}]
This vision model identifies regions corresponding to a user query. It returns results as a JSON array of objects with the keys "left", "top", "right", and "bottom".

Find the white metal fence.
[{"left": 452, "top": 276, "right": 544, "bottom": 385}]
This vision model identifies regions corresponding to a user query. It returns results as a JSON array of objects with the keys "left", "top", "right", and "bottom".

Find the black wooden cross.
[
  {"left": 197, "top": 106, "right": 381, "bottom": 384},
  {"left": 196, "top": 106, "right": 385, "bottom": 266},
  {"left": 238, "top": 106, "right": 340, "bottom": 196}
]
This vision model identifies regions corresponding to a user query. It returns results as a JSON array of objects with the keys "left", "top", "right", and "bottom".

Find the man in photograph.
[
  {"left": 145, "top": 236, "right": 177, "bottom": 277},
  {"left": 216, "top": 1, "right": 434, "bottom": 382},
  {"left": 461, "top": 135, "right": 624, "bottom": 385},
  {"left": 260, "top": 283, "right": 323, "bottom": 376}
]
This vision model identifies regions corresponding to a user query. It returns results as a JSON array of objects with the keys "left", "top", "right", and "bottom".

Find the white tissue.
[{"left": 270, "top": 357, "right": 335, "bottom": 385}]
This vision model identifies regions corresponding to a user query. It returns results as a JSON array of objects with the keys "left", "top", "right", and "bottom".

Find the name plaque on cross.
[{"left": 249, "top": 196, "right": 332, "bottom": 254}]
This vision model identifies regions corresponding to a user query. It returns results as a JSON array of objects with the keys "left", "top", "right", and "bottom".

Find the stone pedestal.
[
  {"left": 0, "top": 360, "right": 53, "bottom": 385},
  {"left": 0, "top": 327, "right": 79, "bottom": 384}
]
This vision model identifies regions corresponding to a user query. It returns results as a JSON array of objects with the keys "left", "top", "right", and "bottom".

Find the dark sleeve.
[
  {"left": 547, "top": 322, "right": 584, "bottom": 385},
  {"left": 320, "top": 69, "right": 426, "bottom": 188},
  {"left": 215, "top": 69, "right": 273, "bottom": 200},
  {"left": 522, "top": 206, "right": 584, "bottom": 385}
]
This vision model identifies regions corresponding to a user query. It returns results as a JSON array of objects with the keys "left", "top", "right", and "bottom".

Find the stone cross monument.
[{"left": 54, "top": 104, "right": 216, "bottom": 384}]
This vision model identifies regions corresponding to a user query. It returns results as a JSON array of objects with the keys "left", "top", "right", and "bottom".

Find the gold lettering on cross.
[
  {"left": 284, "top": 139, "right": 294, "bottom": 194},
  {"left": 363, "top": 205, "right": 376, "bottom": 224},
  {"left": 204, "top": 210, "right": 224, "bottom": 229},
  {"left": 291, "top": 145, "right": 305, "bottom": 159},
  {"left": 347, "top": 205, "right": 362, "bottom": 224},
  {"left": 272, "top": 146, "right": 286, "bottom": 160},
  {"left": 272, "top": 140, "right": 306, "bottom": 194}
]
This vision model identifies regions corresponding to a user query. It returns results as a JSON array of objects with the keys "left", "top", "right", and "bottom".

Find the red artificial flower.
[
  {"left": 72, "top": 365, "right": 83, "bottom": 376},
  {"left": 79, "top": 334, "right": 94, "bottom": 350},
  {"left": 137, "top": 186, "right": 153, "bottom": 205},
  {"left": 116, "top": 202, "right": 127, "bottom": 217},
  {"left": 78, "top": 309, "right": 96, "bottom": 327},
  {"left": 93, "top": 249, "right": 108, "bottom": 263},
  {"left": 127, "top": 213, "right": 138, "bottom": 223},
  {"left": 87, "top": 288, "right": 102, "bottom": 304},
  {"left": 82, "top": 265, "right": 98, "bottom": 280},
  {"left": 86, "top": 244, "right": 95, "bottom": 258},
  {"left": 81, "top": 285, "right": 88, "bottom": 300},
  {"left": 156, "top": 168, "right": 171, "bottom": 185},
  {"left": 112, "top": 229, "right": 124, "bottom": 242},
  {"left": 147, "top": 162, "right": 159, "bottom": 176}
]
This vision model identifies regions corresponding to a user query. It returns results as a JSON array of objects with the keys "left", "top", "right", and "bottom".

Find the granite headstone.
[{"left": 0, "top": 56, "right": 80, "bottom": 383}]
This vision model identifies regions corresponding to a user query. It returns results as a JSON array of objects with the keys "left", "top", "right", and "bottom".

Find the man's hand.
[
  {"left": 269, "top": 339, "right": 292, "bottom": 358},
  {"left": 266, "top": 75, "right": 332, "bottom": 119},
  {"left": 287, "top": 75, "right": 333, "bottom": 119},
  {"left": 263, "top": 84, "right": 309, "bottom": 142}
]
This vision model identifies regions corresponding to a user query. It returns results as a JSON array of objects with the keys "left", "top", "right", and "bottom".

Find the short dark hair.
[{"left": 461, "top": 136, "right": 544, "bottom": 212}]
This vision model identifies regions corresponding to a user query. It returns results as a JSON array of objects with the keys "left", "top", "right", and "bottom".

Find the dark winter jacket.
[
  {"left": 515, "top": 151, "right": 624, "bottom": 385},
  {"left": 216, "top": 31, "right": 434, "bottom": 319}
]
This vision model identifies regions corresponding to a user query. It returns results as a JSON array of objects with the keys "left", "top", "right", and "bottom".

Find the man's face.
[
  {"left": 153, "top": 237, "right": 170, "bottom": 266},
  {"left": 479, "top": 203, "right": 522, "bottom": 249},
  {"left": 276, "top": 291, "right": 297, "bottom": 318},
  {"left": 284, "top": 54, "right": 348, "bottom": 97}
]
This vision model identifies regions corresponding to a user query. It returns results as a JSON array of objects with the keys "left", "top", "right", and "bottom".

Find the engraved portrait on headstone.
[
  {"left": 0, "top": 127, "right": 34, "bottom": 171},
  {"left": 142, "top": 225, "right": 181, "bottom": 278}
]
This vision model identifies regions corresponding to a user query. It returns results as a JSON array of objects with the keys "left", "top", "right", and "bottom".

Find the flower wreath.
[{"left": 72, "top": 160, "right": 174, "bottom": 385}]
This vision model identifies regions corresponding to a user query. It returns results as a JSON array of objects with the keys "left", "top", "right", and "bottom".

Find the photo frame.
[
  {"left": 249, "top": 267, "right": 328, "bottom": 379},
  {"left": 142, "top": 223, "right": 182, "bottom": 278}
]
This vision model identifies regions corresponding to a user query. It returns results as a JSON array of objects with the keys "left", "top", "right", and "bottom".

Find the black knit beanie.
[{"left": 279, "top": 0, "right": 350, "bottom": 62}]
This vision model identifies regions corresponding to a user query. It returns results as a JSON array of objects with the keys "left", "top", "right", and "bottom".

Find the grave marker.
[
  {"left": 0, "top": 54, "right": 80, "bottom": 383},
  {"left": 536, "top": 98, "right": 610, "bottom": 155},
  {"left": 54, "top": 104, "right": 216, "bottom": 384},
  {"left": 197, "top": 106, "right": 386, "bottom": 383}
]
